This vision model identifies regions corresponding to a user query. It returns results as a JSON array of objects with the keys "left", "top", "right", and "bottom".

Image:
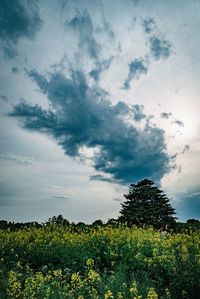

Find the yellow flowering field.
[{"left": 0, "top": 225, "right": 199, "bottom": 298}]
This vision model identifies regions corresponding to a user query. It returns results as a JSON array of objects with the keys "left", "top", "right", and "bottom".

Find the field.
[{"left": 0, "top": 225, "right": 199, "bottom": 299}]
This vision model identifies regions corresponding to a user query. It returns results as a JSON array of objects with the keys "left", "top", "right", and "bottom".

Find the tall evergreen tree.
[{"left": 119, "top": 179, "right": 176, "bottom": 227}]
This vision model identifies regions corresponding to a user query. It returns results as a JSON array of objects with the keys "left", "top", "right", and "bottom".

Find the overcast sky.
[{"left": 0, "top": 0, "right": 199, "bottom": 223}]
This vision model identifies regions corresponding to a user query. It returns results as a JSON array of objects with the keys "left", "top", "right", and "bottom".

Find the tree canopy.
[{"left": 119, "top": 179, "right": 176, "bottom": 228}]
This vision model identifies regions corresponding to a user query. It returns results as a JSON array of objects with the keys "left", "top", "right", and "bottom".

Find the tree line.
[{"left": 0, "top": 179, "right": 199, "bottom": 231}]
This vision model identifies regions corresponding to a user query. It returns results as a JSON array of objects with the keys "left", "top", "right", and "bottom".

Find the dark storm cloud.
[
  {"left": 66, "top": 10, "right": 101, "bottom": 60},
  {"left": 10, "top": 69, "right": 171, "bottom": 184},
  {"left": 123, "top": 58, "right": 149, "bottom": 89},
  {"left": 0, "top": 0, "right": 43, "bottom": 57},
  {"left": 0, "top": 0, "right": 42, "bottom": 42},
  {"left": 28, "top": 70, "right": 49, "bottom": 91},
  {"left": 149, "top": 35, "right": 172, "bottom": 60}
]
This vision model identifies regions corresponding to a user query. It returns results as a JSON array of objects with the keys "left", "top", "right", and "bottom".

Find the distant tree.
[
  {"left": 106, "top": 218, "right": 119, "bottom": 227},
  {"left": 76, "top": 222, "right": 86, "bottom": 231},
  {"left": 63, "top": 219, "right": 70, "bottom": 226},
  {"left": 47, "top": 215, "right": 70, "bottom": 225},
  {"left": 56, "top": 215, "right": 64, "bottom": 224},
  {"left": 48, "top": 216, "right": 57, "bottom": 224},
  {"left": 76, "top": 222, "right": 86, "bottom": 228},
  {"left": 0, "top": 220, "right": 7, "bottom": 229},
  {"left": 187, "top": 219, "right": 199, "bottom": 225},
  {"left": 92, "top": 219, "right": 104, "bottom": 227},
  {"left": 119, "top": 179, "right": 176, "bottom": 228}
]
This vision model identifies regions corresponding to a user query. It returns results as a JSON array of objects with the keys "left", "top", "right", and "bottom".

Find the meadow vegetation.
[{"left": 0, "top": 224, "right": 199, "bottom": 299}]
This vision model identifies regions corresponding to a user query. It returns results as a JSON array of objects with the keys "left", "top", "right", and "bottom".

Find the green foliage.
[
  {"left": 120, "top": 179, "right": 176, "bottom": 228},
  {"left": 0, "top": 225, "right": 199, "bottom": 298}
]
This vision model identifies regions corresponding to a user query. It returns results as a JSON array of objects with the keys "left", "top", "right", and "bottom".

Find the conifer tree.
[{"left": 119, "top": 179, "right": 176, "bottom": 227}]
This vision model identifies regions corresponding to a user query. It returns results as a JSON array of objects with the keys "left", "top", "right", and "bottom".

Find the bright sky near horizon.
[{"left": 0, "top": 0, "right": 200, "bottom": 223}]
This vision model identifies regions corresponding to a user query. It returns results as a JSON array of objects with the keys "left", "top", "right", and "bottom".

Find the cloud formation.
[
  {"left": 89, "top": 57, "right": 113, "bottom": 81},
  {"left": 0, "top": 0, "right": 43, "bottom": 57},
  {"left": 0, "top": 153, "right": 34, "bottom": 165},
  {"left": 123, "top": 58, "right": 149, "bottom": 89},
  {"left": 89, "top": 174, "right": 114, "bottom": 183},
  {"left": 66, "top": 10, "right": 101, "bottom": 60},
  {"left": 173, "top": 119, "right": 184, "bottom": 127},
  {"left": 131, "top": 104, "right": 146, "bottom": 122},
  {"left": 143, "top": 18, "right": 157, "bottom": 34},
  {"left": 123, "top": 18, "right": 172, "bottom": 88},
  {"left": 142, "top": 18, "right": 172, "bottom": 60},
  {"left": 149, "top": 35, "right": 172, "bottom": 60},
  {"left": 64, "top": 8, "right": 113, "bottom": 81},
  {"left": 10, "top": 68, "right": 171, "bottom": 184},
  {"left": 161, "top": 112, "right": 173, "bottom": 119},
  {"left": 161, "top": 112, "right": 184, "bottom": 127},
  {"left": 0, "top": 95, "right": 9, "bottom": 103},
  {"left": 182, "top": 144, "right": 190, "bottom": 154}
]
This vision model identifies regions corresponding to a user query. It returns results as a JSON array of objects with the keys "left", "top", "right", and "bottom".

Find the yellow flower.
[
  {"left": 117, "top": 291, "right": 123, "bottom": 299},
  {"left": 71, "top": 272, "right": 83, "bottom": 288},
  {"left": 104, "top": 290, "right": 114, "bottom": 299},
  {"left": 87, "top": 269, "right": 100, "bottom": 283},
  {"left": 147, "top": 287, "right": 158, "bottom": 299},
  {"left": 86, "top": 258, "right": 95, "bottom": 267},
  {"left": 130, "top": 281, "right": 139, "bottom": 295}
]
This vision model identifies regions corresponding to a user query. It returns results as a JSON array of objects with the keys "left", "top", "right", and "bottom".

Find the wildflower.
[
  {"left": 117, "top": 291, "right": 123, "bottom": 299},
  {"left": 130, "top": 281, "right": 142, "bottom": 298},
  {"left": 7, "top": 271, "right": 22, "bottom": 298},
  {"left": 165, "top": 288, "right": 171, "bottom": 299},
  {"left": 86, "top": 258, "right": 95, "bottom": 267},
  {"left": 53, "top": 269, "right": 62, "bottom": 278},
  {"left": 130, "top": 281, "right": 138, "bottom": 294},
  {"left": 147, "top": 287, "right": 158, "bottom": 299},
  {"left": 87, "top": 269, "right": 100, "bottom": 283},
  {"left": 104, "top": 290, "right": 114, "bottom": 299},
  {"left": 71, "top": 272, "right": 83, "bottom": 288}
]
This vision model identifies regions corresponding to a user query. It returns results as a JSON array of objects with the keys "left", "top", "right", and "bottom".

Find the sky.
[{"left": 0, "top": 0, "right": 200, "bottom": 223}]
